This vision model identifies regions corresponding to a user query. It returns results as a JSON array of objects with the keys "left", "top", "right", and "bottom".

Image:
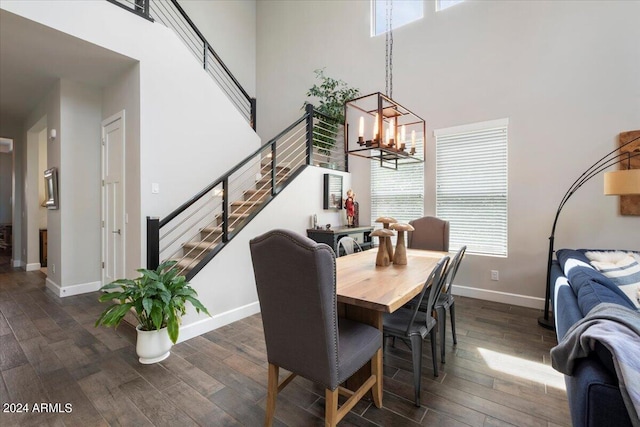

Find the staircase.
[
  {"left": 175, "top": 162, "right": 293, "bottom": 273},
  {"left": 147, "top": 106, "right": 345, "bottom": 280},
  {"left": 107, "top": 0, "right": 256, "bottom": 128},
  {"left": 104, "top": 0, "right": 347, "bottom": 279}
]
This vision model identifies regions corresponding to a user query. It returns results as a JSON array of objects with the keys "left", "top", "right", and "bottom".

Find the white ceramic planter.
[{"left": 136, "top": 325, "right": 172, "bottom": 364}]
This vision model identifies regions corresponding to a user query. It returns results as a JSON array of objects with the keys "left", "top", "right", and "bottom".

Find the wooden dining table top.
[{"left": 336, "top": 248, "right": 448, "bottom": 313}]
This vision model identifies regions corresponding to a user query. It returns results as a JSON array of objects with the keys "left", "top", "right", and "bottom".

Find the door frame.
[{"left": 101, "top": 111, "right": 126, "bottom": 285}]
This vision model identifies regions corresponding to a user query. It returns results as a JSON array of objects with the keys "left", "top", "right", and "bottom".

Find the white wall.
[
  {"left": 256, "top": 0, "right": 640, "bottom": 307},
  {"left": 177, "top": 0, "right": 256, "bottom": 97},
  {"left": 102, "top": 64, "right": 141, "bottom": 278},
  {"left": 181, "top": 165, "right": 350, "bottom": 341},
  {"left": 0, "top": 119, "right": 24, "bottom": 266},
  {"left": 0, "top": 152, "right": 11, "bottom": 223},
  {"left": 24, "top": 85, "right": 60, "bottom": 278},
  {"left": 37, "top": 130, "right": 47, "bottom": 229},
  {"left": 4, "top": 0, "right": 261, "bottom": 282},
  {"left": 23, "top": 122, "right": 46, "bottom": 271},
  {"left": 59, "top": 80, "right": 102, "bottom": 291}
]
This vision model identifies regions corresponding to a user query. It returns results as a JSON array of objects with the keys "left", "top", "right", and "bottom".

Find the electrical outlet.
[
  {"left": 491, "top": 270, "right": 499, "bottom": 281},
  {"left": 52, "top": 264, "right": 56, "bottom": 274}
]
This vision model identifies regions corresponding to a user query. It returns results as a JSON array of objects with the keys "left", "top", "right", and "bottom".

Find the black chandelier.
[{"left": 344, "top": 0, "right": 425, "bottom": 170}]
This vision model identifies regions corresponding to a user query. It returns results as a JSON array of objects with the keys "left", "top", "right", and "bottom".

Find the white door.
[{"left": 102, "top": 112, "right": 125, "bottom": 284}]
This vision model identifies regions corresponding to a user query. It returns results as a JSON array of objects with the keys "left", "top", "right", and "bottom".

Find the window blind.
[
  {"left": 435, "top": 120, "right": 508, "bottom": 256},
  {"left": 370, "top": 139, "right": 424, "bottom": 234}
]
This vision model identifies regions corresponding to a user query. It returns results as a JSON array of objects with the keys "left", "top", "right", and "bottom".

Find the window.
[
  {"left": 370, "top": 138, "right": 425, "bottom": 234},
  {"left": 371, "top": 0, "right": 424, "bottom": 37},
  {"left": 435, "top": 119, "right": 508, "bottom": 256},
  {"left": 437, "top": 0, "right": 464, "bottom": 12}
]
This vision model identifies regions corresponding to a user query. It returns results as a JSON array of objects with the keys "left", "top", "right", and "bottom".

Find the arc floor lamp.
[{"left": 538, "top": 134, "right": 640, "bottom": 330}]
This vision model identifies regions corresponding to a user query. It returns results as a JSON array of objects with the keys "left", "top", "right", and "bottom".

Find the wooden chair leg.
[
  {"left": 265, "top": 363, "right": 279, "bottom": 427},
  {"left": 325, "top": 388, "right": 339, "bottom": 427},
  {"left": 372, "top": 348, "right": 383, "bottom": 408}
]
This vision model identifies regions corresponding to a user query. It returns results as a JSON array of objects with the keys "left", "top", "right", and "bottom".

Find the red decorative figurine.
[{"left": 344, "top": 189, "right": 355, "bottom": 227}]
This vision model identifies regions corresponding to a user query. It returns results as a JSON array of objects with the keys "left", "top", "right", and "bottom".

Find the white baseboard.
[
  {"left": 26, "top": 262, "right": 41, "bottom": 271},
  {"left": 177, "top": 301, "right": 261, "bottom": 344},
  {"left": 12, "top": 259, "right": 23, "bottom": 268},
  {"left": 46, "top": 279, "right": 102, "bottom": 298},
  {"left": 45, "top": 278, "right": 60, "bottom": 295},
  {"left": 170, "top": 287, "right": 544, "bottom": 344},
  {"left": 452, "top": 284, "right": 545, "bottom": 310}
]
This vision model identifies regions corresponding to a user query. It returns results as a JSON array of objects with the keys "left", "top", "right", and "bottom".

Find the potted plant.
[
  {"left": 95, "top": 260, "right": 210, "bottom": 364},
  {"left": 303, "top": 69, "right": 360, "bottom": 164}
]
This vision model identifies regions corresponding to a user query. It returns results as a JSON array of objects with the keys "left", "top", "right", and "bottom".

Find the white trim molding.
[
  {"left": 452, "top": 284, "right": 545, "bottom": 310},
  {"left": 46, "top": 279, "right": 102, "bottom": 298},
  {"left": 176, "top": 301, "right": 261, "bottom": 344},
  {"left": 25, "top": 262, "right": 41, "bottom": 271}
]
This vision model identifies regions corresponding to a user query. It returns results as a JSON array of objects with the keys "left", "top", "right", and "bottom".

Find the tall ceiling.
[{"left": 0, "top": 9, "right": 137, "bottom": 125}]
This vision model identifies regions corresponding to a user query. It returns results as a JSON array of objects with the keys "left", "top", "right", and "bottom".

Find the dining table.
[{"left": 336, "top": 247, "right": 448, "bottom": 407}]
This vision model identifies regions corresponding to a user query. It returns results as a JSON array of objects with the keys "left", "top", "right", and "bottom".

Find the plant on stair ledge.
[
  {"left": 303, "top": 68, "right": 360, "bottom": 166},
  {"left": 95, "top": 260, "right": 210, "bottom": 364}
]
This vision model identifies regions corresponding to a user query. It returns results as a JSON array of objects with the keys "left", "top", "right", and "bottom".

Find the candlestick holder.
[{"left": 345, "top": 92, "right": 425, "bottom": 170}]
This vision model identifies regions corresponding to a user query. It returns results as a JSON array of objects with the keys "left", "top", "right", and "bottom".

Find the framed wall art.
[
  {"left": 44, "top": 167, "right": 59, "bottom": 209},
  {"left": 323, "top": 174, "right": 343, "bottom": 210}
]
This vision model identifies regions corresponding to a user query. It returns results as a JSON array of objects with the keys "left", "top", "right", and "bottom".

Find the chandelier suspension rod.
[{"left": 385, "top": 0, "right": 393, "bottom": 98}]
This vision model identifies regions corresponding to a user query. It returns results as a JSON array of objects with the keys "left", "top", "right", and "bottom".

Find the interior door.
[{"left": 102, "top": 113, "right": 125, "bottom": 284}]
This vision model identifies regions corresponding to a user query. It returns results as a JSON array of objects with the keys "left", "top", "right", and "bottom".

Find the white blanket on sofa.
[{"left": 551, "top": 303, "right": 640, "bottom": 427}]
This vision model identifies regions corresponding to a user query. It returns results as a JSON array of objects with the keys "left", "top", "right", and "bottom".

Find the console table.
[{"left": 306, "top": 225, "right": 374, "bottom": 256}]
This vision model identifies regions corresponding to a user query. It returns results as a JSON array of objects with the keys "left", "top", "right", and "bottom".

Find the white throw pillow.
[{"left": 585, "top": 251, "right": 640, "bottom": 309}]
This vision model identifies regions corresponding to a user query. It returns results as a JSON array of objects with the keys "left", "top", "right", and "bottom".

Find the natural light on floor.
[{"left": 478, "top": 347, "right": 566, "bottom": 391}]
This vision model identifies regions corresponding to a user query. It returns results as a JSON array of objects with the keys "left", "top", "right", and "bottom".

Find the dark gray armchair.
[
  {"left": 250, "top": 229, "right": 382, "bottom": 427},
  {"left": 383, "top": 255, "right": 450, "bottom": 407},
  {"left": 408, "top": 216, "right": 450, "bottom": 252}
]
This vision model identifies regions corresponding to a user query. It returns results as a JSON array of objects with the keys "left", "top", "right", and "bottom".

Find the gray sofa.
[{"left": 550, "top": 249, "right": 638, "bottom": 427}]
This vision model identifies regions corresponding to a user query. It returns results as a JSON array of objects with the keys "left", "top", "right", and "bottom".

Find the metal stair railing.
[
  {"left": 106, "top": 0, "right": 256, "bottom": 129},
  {"left": 146, "top": 105, "right": 346, "bottom": 280}
]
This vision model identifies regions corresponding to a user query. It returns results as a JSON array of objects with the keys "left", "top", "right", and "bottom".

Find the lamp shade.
[{"left": 603, "top": 169, "right": 640, "bottom": 195}]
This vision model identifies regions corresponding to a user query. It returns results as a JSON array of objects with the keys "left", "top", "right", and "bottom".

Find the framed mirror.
[
  {"left": 44, "top": 167, "right": 59, "bottom": 209},
  {"left": 323, "top": 174, "right": 343, "bottom": 210}
]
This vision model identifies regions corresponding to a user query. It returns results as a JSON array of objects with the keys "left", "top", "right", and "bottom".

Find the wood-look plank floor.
[{"left": 0, "top": 258, "right": 570, "bottom": 426}]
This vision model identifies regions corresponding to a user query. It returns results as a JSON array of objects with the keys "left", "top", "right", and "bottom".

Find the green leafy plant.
[
  {"left": 95, "top": 260, "right": 210, "bottom": 344},
  {"left": 303, "top": 69, "right": 360, "bottom": 156}
]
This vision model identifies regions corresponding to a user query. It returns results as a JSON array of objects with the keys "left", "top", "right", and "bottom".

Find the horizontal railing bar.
[
  {"left": 182, "top": 159, "right": 308, "bottom": 280},
  {"left": 169, "top": 0, "right": 251, "bottom": 103},
  {"left": 313, "top": 110, "right": 342, "bottom": 124},
  {"left": 159, "top": 199, "right": 220, "bottom": 253},
  {"left": 106, "top": 0, "right": 154, "bottom": 21},
  {"left": 160, "top": 112, "right": 310, "bottom": 228},
  {"left": 205, "top": 67, "right": 249, "bottom": 112},
  {"left": 152, "top": 1, "right": 202, "bottom": 51},
  {"left": 159, "top": 187, "right": 220, "bottom": 237}
]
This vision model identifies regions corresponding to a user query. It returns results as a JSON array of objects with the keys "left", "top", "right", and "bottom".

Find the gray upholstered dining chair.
[
  {"left": 435, "top": 245, "right": 466, "bottom": 363},
  {"left": 382, "top": 256, "right": 450, "bottom": 407},
  {"left": 408, "top": 216, "right": 450, "bottom": 252},
  {"left": 250, "top": 229, "right": 382, "bottom": 427}
]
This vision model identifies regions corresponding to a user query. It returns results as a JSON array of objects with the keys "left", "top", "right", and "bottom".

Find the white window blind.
[
  {"left": 370, "top": 139, "right": 424, "bottom": 233},
  {"left": 435, "top": 119, "right": 508, "bottom": 257}
]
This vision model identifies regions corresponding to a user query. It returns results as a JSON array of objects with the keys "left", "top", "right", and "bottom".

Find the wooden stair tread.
[
  {"left": 183, "top": 240, "right": 219, "bottom": 251},
  {"left": 174, "top": 164, "right": 298, "bottom": 275}
]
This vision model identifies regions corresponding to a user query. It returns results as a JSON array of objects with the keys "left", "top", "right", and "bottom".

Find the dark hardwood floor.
[{"left": 0, "top": 263, "right": 570, "bottom": 426}]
